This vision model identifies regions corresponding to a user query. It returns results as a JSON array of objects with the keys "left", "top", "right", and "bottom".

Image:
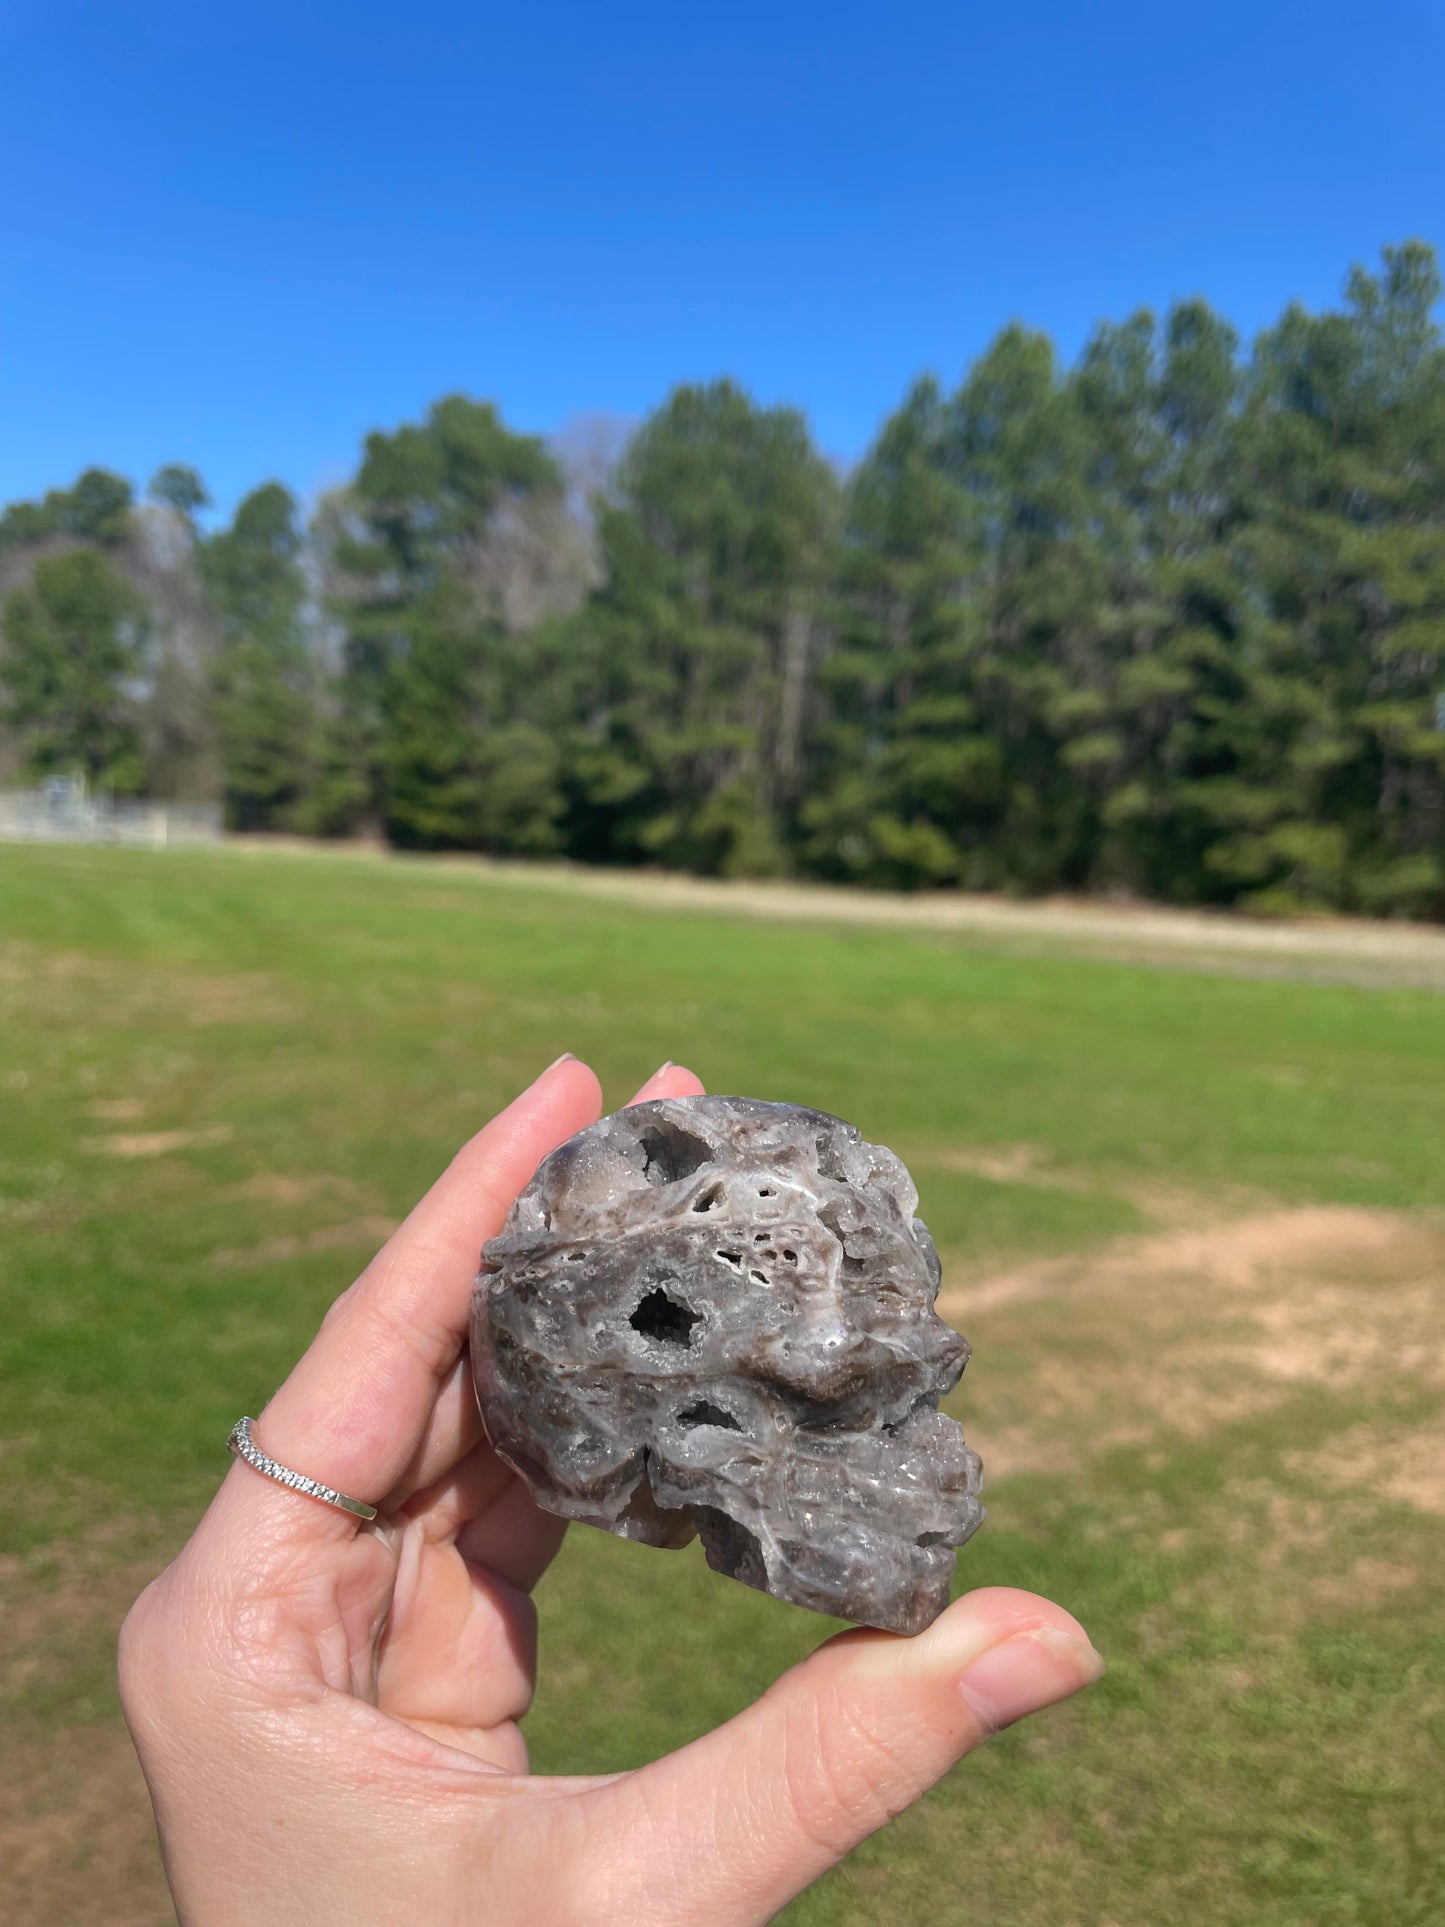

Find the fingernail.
[
  {"left": 524, "top": 1053, "right": 577, "bottom": 1091},
  {"left": 960, "top": 1626, "right": 1105, "bottom": 1733},
  {"left": 654, "top": 1061, "right": 674, "bottom": 1078}
]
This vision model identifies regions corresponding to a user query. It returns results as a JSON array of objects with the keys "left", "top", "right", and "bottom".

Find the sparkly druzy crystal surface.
[{"left": 471, "top": 1096, "right": 984, "bottom": 1634}]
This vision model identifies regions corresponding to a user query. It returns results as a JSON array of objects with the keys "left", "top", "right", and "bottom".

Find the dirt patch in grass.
[
  {"left": 205, "top": 1215, "right": 397, "bottom": 1269},
  {"left": 82, "top": 1125, "right": 234, "bottom": 1158},
  {"left": 937, "top": 1142, "right": 1051, "bottom": 1185},
  {"left": 0, "top": 1520, "right": 166, "bottom": 1707},
  {"left": 1122, "top": 1205, "right": 1441, "bottom": 1290},
  {"left": 944, "top": 1202, "right": 1443, "bottom": 1320},
  {"left": 934, "top": 1143, "right": 1259, "bottom": 1229},
  {"left": 1, "top": 1722, "right": 168, "bottom": 1927},
  {"left": 0, "top": 1196, "right": 81, "bottom": 1232},
  {"left": 0, "top": 940, "right": 292, "bottom": 1031},
  {"left": 0, "top": 1526, "right": 173, "bottom": 1926},
  {"left": 1140, "top": 1477, "right": 1428, "bottom": 1646},
  {"left": 948, "top": 1206, "right": 1445, "bottom": 1478},
  {"left": 85, "top": 1098, "right": 147, "bottom": 1122},
  {"left": 1289, "top": 1412, "right": 1445, "bottom": 1518},
  {"left": 224, "top": 1171, "right": 376, "bottom": 1206}
]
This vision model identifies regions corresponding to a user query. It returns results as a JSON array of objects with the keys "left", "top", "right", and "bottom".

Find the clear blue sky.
[{"left": 2, "top": 0, "right": 1441, "bottom": 519}]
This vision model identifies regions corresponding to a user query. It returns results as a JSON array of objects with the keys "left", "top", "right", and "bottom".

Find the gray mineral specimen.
[{"left": 471, "top": 1096, "right": 984, "bottom": 1634}]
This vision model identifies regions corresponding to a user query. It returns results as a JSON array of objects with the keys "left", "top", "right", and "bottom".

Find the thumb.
[{"left": 581, "top": 1587, "right": 1103, "bottom": 1927}]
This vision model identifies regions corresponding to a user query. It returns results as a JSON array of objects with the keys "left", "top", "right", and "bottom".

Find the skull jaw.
[
  {"left": 675, "top": 1458, "right": 987, "bottom": 1636},
  {"left": 484, "top": 1427, "right": 985, "bottom": 1635},
  {"left": 692, "top": 1505, "right": 985, "bottom": 1638},
  {"left": 521, "top": 1437, "right": 985, "bottom": 1636}
]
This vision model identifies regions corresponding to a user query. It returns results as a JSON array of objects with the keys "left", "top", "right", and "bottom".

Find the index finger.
[
  {"left": 386, "top": 1058, "right": 712, "bottom": 1513},
  {"left": 211, "top": 1055, "right": 604, "bottom": 1548}
]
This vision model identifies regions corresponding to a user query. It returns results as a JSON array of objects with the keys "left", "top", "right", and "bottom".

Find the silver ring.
[{"left": 227, "top": 1416, "right": 378, "bottom": 1521}]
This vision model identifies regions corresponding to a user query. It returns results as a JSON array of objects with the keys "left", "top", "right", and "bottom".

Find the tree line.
[{"left": 3, "top": 242, "right": 1444, "bottom": 917}]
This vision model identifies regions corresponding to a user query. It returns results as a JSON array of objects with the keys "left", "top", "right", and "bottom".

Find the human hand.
[{"left": 120, "top": 1056, "right": 1104, "bottom": 1926}]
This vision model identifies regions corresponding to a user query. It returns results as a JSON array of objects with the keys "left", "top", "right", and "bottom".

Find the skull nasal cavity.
[
  {"left": 638, "top": 1121, "right": 714, "bottom": 1186},
  {"left": 630, "top": 1288, "right": 701, "bottom": 1346}
]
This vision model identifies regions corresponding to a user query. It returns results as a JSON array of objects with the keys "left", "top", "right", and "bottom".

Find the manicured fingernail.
[
  {"left": 960, "top": 1626, "right": 1105, "bottom": 1733},
  {"left": 522, "top": 1053, "right": 577, "bottom": 1092},
  {"left": 654, "top": 1061, "right": 674, "bottom": 1078}
]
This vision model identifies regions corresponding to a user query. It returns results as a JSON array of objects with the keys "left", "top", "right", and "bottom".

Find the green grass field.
[{"left": 3, "top": 842, "right": 1443, "bottom": 1925}]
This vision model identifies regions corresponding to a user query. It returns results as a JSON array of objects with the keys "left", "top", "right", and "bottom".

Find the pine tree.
[
  {"left": 1, "top": 549, "right": 147, "bottom": 790},
  {"left": 570, "top": 381, "right": 839, "bottom": 874},
  {"left": 326, "top": 396, "right": 566, "bottom": 847},
  {"left": 1226, "top": 243, "right": 1445, "bottom": 913},
  {"left": 200, "top": 484, "right": 314, "bottom": 831}
]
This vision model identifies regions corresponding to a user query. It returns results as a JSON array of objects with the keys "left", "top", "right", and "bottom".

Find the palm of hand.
[{"left": 243, "top": 1452, "right": 551, "bottom": 1766}]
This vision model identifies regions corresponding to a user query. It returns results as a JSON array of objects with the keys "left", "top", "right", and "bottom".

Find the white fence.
[{"left": 0, "top": 786, "right": 223, "bottom": 848}]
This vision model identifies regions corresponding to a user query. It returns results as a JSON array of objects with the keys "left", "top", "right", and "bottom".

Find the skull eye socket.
[
  {"left": 676, "top": 1400, "right": 742, "bottom": 1432},
  {"left": 629, "top": 1288, "right": 700, "bottom": 1346},
  {"left": 638, "top": 1121, "right": 713, "bottom": 1186}
]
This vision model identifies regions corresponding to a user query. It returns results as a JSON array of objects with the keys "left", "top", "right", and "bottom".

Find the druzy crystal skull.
[{"left": 471, "top": 1096, "right": 984, "bottom": 1634}]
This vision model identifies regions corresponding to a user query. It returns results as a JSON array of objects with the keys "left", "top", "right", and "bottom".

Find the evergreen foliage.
[
  {"left": 324, "top": 394, "right": 566, "bottom": 846},
  {"left": 199, "top": 483, "right": 313, "bottom": 831},
  {"left": 0, "top": 467, "right": 134, "bottom": 553},
  {"left": 2, "top": 244, "right": 1443, "bottom": 915},
  {"left": 1, "top": 549, "right": 147, "bottom": 790},
  {"left": 567, "top": 381, "right": 839, "bottom": 874}
]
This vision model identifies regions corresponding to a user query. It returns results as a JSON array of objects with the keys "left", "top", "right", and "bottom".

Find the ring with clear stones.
[{"left": 227, "top": 1415, "right": 378, "bottom": 1521}]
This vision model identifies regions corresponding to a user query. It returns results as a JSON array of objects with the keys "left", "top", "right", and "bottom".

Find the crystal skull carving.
[{"left": 471, "top": 1096, "right": 984, "bottom": 1634}]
